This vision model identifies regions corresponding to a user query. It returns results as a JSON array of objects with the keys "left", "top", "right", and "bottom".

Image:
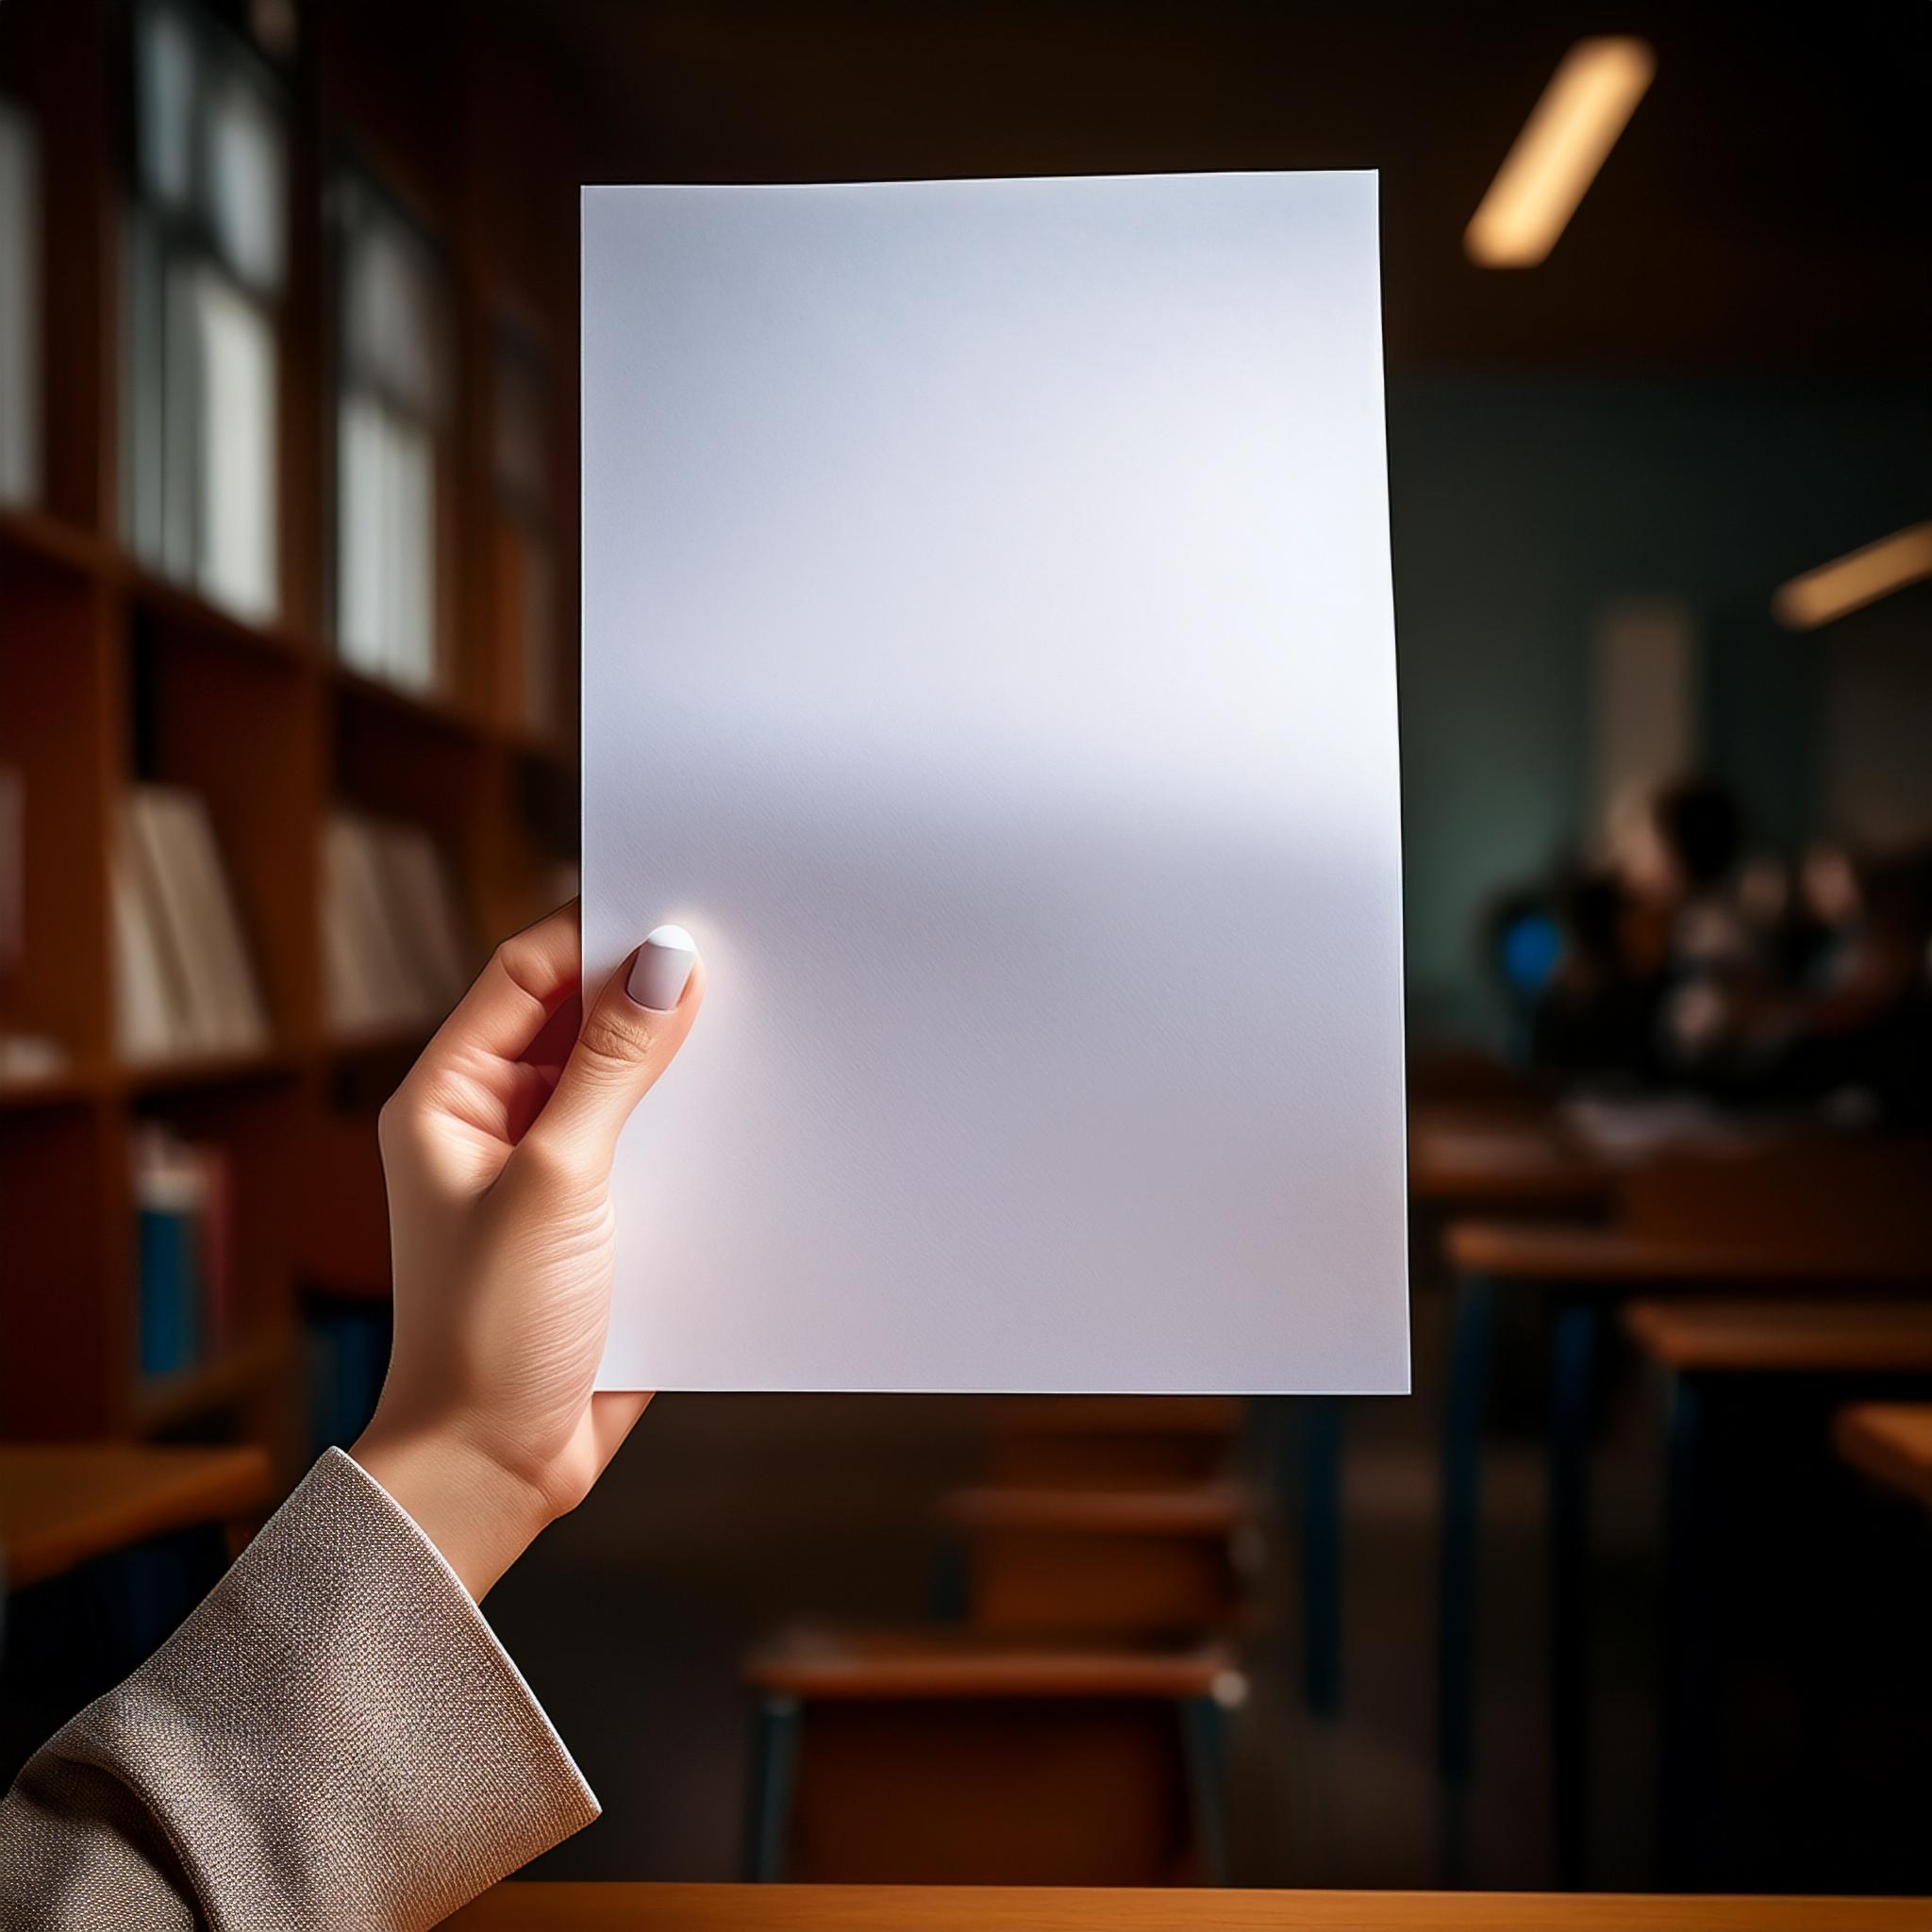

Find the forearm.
[{"left": 0, "top": 1448, "right": 596, "bottom": 1931}]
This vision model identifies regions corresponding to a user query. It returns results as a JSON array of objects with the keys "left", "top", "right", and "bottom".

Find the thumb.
[{"left": 523, "top": 924, "right": 705, "bottom": 1169}]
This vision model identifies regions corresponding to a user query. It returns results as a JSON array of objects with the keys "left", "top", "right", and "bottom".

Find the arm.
[{"left": 1, "top": 904, "right": 704, "bottom": 1930}]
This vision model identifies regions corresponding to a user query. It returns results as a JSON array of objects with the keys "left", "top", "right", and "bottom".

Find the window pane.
[
  {"left": 136, "top": 2, "right": 197, "bottom": 211},
  {"left": 341, "top": 188, "right": 450, "bottom": 424},
  {"left": 205, "top": 67, "right": 286, "bottom": 295},
  {"left": 0, "top": 97, "right": 41, "bottom": 506},
  {"left": 337, "top": 391, "right": 438, "bottom": 690},
  {"left": 193, "top": 265, "right": 277, "bottom": 621},
  {"left": 336, "top": 391, "right": 391, "bottom": 677},
  {"left": 385, "top": 409, "right": 437, "bottom": 690}
]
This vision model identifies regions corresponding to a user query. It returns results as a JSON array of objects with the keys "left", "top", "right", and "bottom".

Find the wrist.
[{"left": 350, "top": 1419, "right": 555, "bottom": 1601}]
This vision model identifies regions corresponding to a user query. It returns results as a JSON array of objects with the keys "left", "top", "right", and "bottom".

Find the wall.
[{"left": 1386, "top": 374, "right": 1932, "bottom": 1039}]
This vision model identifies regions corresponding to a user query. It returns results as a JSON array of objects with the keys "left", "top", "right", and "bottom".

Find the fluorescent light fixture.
[
  {"left": 1772, "top": 523, "right": 1932, "bottom": 630},
  {"left": 1466, "top": 37, "right": 1656, "bottom": 268}
]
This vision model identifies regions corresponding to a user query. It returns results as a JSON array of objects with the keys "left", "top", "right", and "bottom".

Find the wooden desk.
[
  {"left": 0, "top": 1442, "right": 272, "bottom": 1591},
  {"left": 1836, "top": 1402, "right": 1932, "bottom": 1513},
  {"left": 1444, "top": 1222, "right": 1932, "bottom": 1288},
  {"left": 1437, "top": 1206, "right": 1932, "bottom": 1887},
  {"left": 1408, "top": 1111, "right": 1611, "bottom": 1212},
  {"left": 446, "top": 1883, "right": 1932, "bottom": 1931},
  {"left": 1624, "top": 1301, "right": 1932, "bottom": 1881},
  {"left": 1626, "top": 1301, "right": 1932, "bottom": 1374}
]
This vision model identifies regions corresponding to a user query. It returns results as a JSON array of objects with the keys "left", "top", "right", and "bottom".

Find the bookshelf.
[{"left": 0, "top": 0, "right": 587, "bottom": 1469}]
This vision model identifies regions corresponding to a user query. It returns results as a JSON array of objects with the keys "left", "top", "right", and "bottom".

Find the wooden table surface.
[
  {"left": 1407, "top": 1109, "right": 1612, "bottom": 1211},
  {"left": 742, "top": 1627, "right": 1240, "bottom": 1701},
  {"left": 445, "top": 1884, "right": 1932, "bottom": 1930},
  {"left": 1624, "top": 1300, "right": 1932, "bottom": 1375},
  {"left": 1836, "top": 1402, "right": 1932, "bottom": 1512},
  {"left": 0, "top": 1442, "right": 272, "bottom": 1591},
  {"left": 1443, "top": 1220, "right": 1932, "bottom": 1288}
]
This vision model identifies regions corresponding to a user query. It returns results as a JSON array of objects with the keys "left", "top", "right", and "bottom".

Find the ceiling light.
[
  {"left": 1466, "top": 38, "right": 1656, "bottom": 268},
  {"left": 1772, "top": 523, "right": 1932, "bottom": 630}
]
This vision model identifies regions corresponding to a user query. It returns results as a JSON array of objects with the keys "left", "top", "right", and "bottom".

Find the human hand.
[{"left": 353, "top": 901, "right": 704, "bottom": 1598}]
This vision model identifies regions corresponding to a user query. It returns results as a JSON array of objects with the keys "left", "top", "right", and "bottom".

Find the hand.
[{"left": 353, "top": 901, "right": 705, "bottom": 1598}]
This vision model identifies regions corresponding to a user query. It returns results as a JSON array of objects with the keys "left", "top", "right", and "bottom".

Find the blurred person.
[
  {"left": 0, "top": 903, "right": 706, "bottom": 1930},
  {"left": 1777, "top": 846, "right": 1932, "bottom": 1124},
  {"left": 1614, "top": 777, "right": 1776, "bottom": 1074},
  {"left": 1527, "top": 867, "right": 1663, "bottom": 1077}
]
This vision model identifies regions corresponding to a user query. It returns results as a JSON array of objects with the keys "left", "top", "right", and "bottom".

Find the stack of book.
[
  {"left": 0, "top": 94, "right": 41, "bottom": 507},
  {"left": 133, "top": 1124, "right": 236, "bottom": 1379},
  {"left": 113, "top": 786, "right": 272, "bottom": 1062},
  {"left": 322, "top": 812, "right": 474, "bottom": 1039}
]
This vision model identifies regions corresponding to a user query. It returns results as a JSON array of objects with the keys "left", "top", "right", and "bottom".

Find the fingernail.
[{"left": 626, "top": 924, "right": 698, "bottom": 1010}]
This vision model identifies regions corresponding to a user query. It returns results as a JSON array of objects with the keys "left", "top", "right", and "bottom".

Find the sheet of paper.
[{"left": 582, "top": 172, "right": 1408, "bottom": 1393}]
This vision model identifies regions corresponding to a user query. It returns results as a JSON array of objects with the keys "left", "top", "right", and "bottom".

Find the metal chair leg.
[
  {"left": 743, "top": 1693, "right": 802, "bottom": 1881},
  {"left": 1549, "top": 1299, "right": 1600, "bottom": 1890},
  {"left": 1181, "top": 1691, "right": 1233, "bottom": 1884},
  {"left": 1438, "top": 1272, "right": 1496, "bottom": 1880},
  {"left": 1659, "top": 1371, "right": 1710, "bottom": 1887},
  {"left": 1301, "top": 1397, "right": 1344, "bottom": 1720}
]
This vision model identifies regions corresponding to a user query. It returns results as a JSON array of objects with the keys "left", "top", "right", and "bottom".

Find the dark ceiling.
[{"left": 530, "top": 0, "right": 1932, "bottom": 380}]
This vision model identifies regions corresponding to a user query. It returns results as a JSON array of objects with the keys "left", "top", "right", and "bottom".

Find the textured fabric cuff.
[{"left": 47, "top": 1445, "right": 598, "bottom": 1932}]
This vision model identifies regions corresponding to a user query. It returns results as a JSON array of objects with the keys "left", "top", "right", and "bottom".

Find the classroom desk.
[
  {"left": 0, "top": 1442, "right": 271, "bottom": 1591},
  {"left": 1435, "top": 1220, "right": 1932, "bottom": 1888},
  {"left": 1836, "top": 1402, "right": 1932, "bottom": 1514},
  {"left": 1408, "top": 1110, "right": 1614, "bottom": 1214},
  {"left": 445, "top": 1883, "right": 1932, "bottom": 1930},
  {"left": 1625, "top": 1301, "right": 1932, "bottom": 1879}
]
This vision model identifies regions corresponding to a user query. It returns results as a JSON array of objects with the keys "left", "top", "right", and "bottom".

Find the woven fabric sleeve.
[{"left": 0, "top": 1445, "right": 599, "bottom": 1931}]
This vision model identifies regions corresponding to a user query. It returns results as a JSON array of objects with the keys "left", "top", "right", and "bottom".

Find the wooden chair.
[
  {"left": 980, "top": 1396, "right": 1242, "bottom": 1490},
  {"left": 1836, "top": 1402, "right": 1932, "bottom": 1517},
  {"left": 941, "top": 1479, "right": 1255, "bottom": 1638},
  {"left": 1435, "top": 1134, "right": 1932, "bottom": 1885},
  {"left": 741, "top": 1627, "right": 1244, "bottom": 1886},
  {"left": 1625, "top": 1299, "right": 1932, "bottom": 1882}
]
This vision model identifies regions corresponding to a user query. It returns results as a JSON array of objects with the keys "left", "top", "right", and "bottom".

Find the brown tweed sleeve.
[{"left": 0, "top": 1446, "right": 599, "bottom": 1930}]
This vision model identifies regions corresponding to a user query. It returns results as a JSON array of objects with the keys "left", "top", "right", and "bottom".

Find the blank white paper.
[{"left": 583, "top": 172, "right": 1408, "bottom": 1394}]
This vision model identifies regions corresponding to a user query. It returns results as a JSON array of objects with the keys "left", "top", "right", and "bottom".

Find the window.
[
  {"left": 124, "top": 0, "right": 288, "bottom": 622},
  {"left": 332, "top": 171, "right": 453, "bottom": 694},
  {"left": 492, "top": 320, "right": 561, "bottom": 738},
  {"left": 0, "top": 95, "right": 42, "bottom": 508}
]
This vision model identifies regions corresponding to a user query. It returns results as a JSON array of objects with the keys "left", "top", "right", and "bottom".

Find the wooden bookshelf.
[{"left": 0, "top": 0, "right": 590, "bottom": 1469}]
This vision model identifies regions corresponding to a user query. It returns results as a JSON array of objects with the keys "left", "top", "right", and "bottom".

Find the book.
[
  {"left": 117, "top": 786, "right": 271, "bottom": 1059},
  {"left": 113, "top": 809, "right": 184, "bottom": 1062},
  {"left": 132, "top": 1127, "right": 208, "bottom": 1378},
  {"left": 192, "top": 262, "right": 278, "bottom": 622},
  {"left": 0, "top": 96, "right": 42, "bottom": 507},
  {"left": 323, "top": 812, "right": 475, "bottom": 1038}
]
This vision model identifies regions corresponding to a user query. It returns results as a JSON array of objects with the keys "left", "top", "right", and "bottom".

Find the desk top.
[
  {"left": 1407, "top": 1110, "right": 1610, "bottom": 1211},
  {"left": 445, "top": 1884, "right": 1932, "bottom": 1930},
  {"left": 1836, "top": 1402, "right": 1932, "bottom": 1513},
  {"left": 742, "top": 1628, "right": 1239, "bottom": 1702},
  {"left": 1624, "top": 1301, "right": 1932, "bottom": 1375},
  {"left": 1444, "top": 1220, "right": 1932, "bottom": 1288},
  {"left": 0, "top": 1442, "right": 271, "bottom": 1591},
  {"left": 941, "top": 1482, "right": 1251, "bottom": 1536}
]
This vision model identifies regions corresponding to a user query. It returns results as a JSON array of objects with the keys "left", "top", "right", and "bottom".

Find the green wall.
[{"left": 1385, "top": 375, "right": 1932, "bottom": 1040}]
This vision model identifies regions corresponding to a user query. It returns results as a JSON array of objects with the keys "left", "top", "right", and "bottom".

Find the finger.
[
  {"left": 521, "top": 924, "right": 706, "bottom": 1168},
  {"left": 420, "top": 902, "right": 583, "bottom": 1080}
]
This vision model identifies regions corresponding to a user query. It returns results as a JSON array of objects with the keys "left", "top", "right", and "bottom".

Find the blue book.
[{"left": 137, "top": 1203, "right": 201, "bottom": 1377}]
